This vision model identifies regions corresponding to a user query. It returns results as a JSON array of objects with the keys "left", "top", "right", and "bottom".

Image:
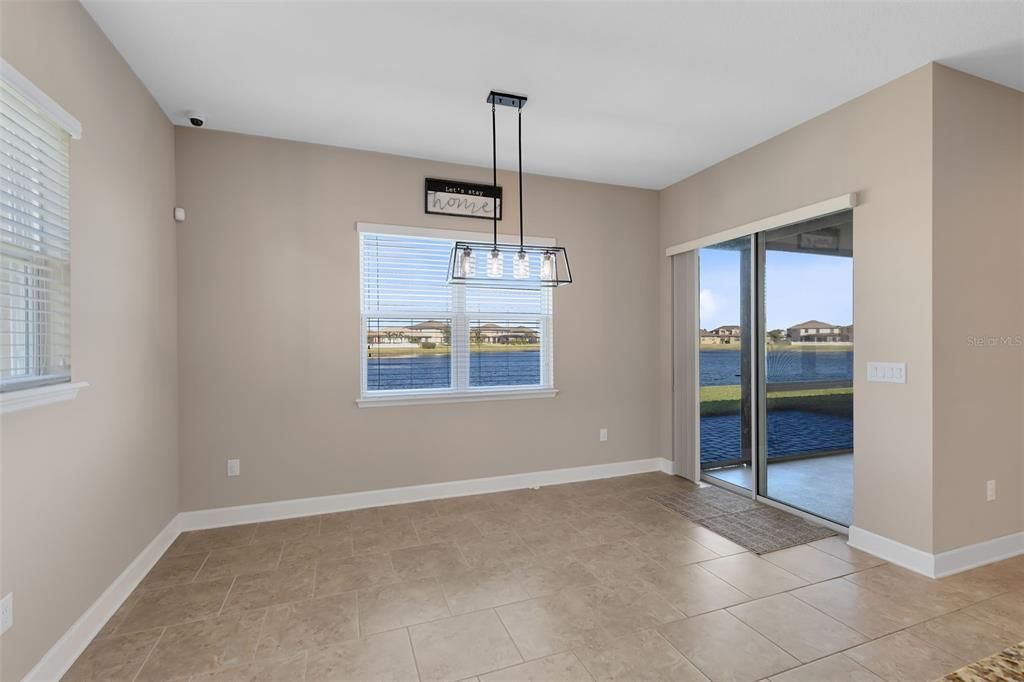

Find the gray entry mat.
[{"left": 648, "top": 487, "right": 836, "bottom": 554}]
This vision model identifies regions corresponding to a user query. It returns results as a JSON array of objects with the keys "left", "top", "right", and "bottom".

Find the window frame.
[
  {"left": 356, "top": 222, "right": 557, "bottom": 407},
  {"left": 0, "top": 59, "right": 85, "bottom": 413}
]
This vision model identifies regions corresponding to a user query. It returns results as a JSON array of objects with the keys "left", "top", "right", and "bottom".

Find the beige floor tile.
[
  {"left": 440, "top": 564, "right": 532, "bottom": 615},
  {"left": 222, "top": 562, "right": 316, "bottom": 612},
  {"left": 768, "top": 654, "right": 881, "bottom": 682},
  {"left": 358, "top": 577, "right": 451, "bottom": 635},
  {"left": 790, "top": 577, "right": 933, "bottom": 638},
  {"left": 629, "top": 532, "right": 719, "bottom": 567},
  {"left": 573, "top": 629, "right": 709, "bottom": 681},
  {"left": 659, "top": 610, "right": 799, "bottom": 682},
  {"left": 410, "top": 610, "right": 523, "bottom": 681},
  {"left": 468, "top": 508, "right": 538, "bottom": 536},
  {"left": 843, "top": 630, "right": 964, "bottom": 681},
  {"left": 808, "top": 537, "right": 886, "bottom": 570},
  {"left": 515, "top": 520, "right": 596, "bottom": 556},
  {"left": 318, "top": 509, "right": 360, "bottom": 535},
  {"left": 457, "top": 531, "right": 536, "bottom": 569},
  {"left": 377, "top": 500, "right": 440, "bottom": 524},
  {"left": 727, "top": 593, "right": 866, "bottom": 662},
  {"left": 315, "top": 552, "right": 398, "bottom": 596},
  {"left": 254, "top": 591, "right": 358, "bottom": 659},
  {"left": 167, "top": 525, "right": 257, "bottom": 556},
  {"left": 637, "top": 563, "right": 750, "bottom": 616},
  {"left": 351, "top": 518, "right": 422, "bottom": 554},
  {"left": 572, "top": 541, "right": 664, "bottom": 594},
  {"left": 96, "top": 592, "right": 144, "bottom": 639},
  {"left": 907, "top": 610, "right": 1020, "bottom": 663},
  {"left": 700, "top": 553, "right": 808, "bottom": 598},
  {"left": 618, "top": 502, "right": 699, "bottom": 535},
  {"left": 567, "top": 513, "right": 646, "bottom": 544},
  {"left": 305, "top": 628, "right": 419, "bottom": 681},
  {"left": 135, "top": 610, "right": 266, "bottom": 680},
  {"left": 139, "top": 552, "right": 209, "bottom": 589},
  {"left": 119, "top": 578, "right": 234, "bottom": 633},
  {"left": 196, "top": 542, "right": 283, "bottom": 581},
  {"left": 960, "top": 590, "right": 1024, "bottom": 637},
  {"left": 391, "top": 542, "right": 470, "bottom": 581},
  {"left": 510, "top": 553, "right": 601, "bottom": 598},
  {"left": 480, "top": 652, "right": 593, "bottom": 681},
  {"left": 434, "top": 494, "right": 500, "bottom": 516},
  {"left": 937, "top": 565, "right": 1016, "bottom": 604},
  {"left": 682, "top": 526, "right": 748, "bottom": 556},
  {"left": 415, "top": 514, "right": 486, "bottom": 544},
  {"left": 844, "top": 564, "right": 975, "bottom": 617},
  {"left": 496, "top": 583, "right": 672, "bottom": 661},
  {"left": 279, "top": 530, "right": 353, "bottom": 565},
  {"left": 761, "top": 544, "right": 858, "bottom": 583},
  {"left": 64, "top": 628, "right": 163, "bottom": 681},
  {"left": 191, "top": 652, "right": 307, "bottom": 682},
  {"left": 252, "top": 516, "right": 321, "bottom": 543}
]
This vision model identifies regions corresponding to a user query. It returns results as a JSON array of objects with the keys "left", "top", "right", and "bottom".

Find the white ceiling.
[{"left": 83, "top": 1, "right": 1023, "bottom": 189}]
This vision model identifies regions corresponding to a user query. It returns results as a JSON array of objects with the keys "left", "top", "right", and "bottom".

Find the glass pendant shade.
[
  {"left": 540, "top": 251, "right": 557, "bottom": 281},
  {"left": 459, "top": 246, "right": 475, "bottom": 277},
  {"left": 487, "top": 248, "right": 503, "bottom": 278},
  {"left": 513, "top": 250, "right": 530, "bottom": 279}
]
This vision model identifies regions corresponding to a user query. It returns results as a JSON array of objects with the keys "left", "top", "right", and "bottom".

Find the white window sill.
[
  {"left": 0, "top": 381, "right": 88, "bottom": 415},
  {"left": 357, "top": 387, "right": 558, "bottom": 408}
]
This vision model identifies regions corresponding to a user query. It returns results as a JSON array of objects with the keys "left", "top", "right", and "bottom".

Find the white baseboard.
[
  {"left": 24, "top": 514, "right": 181, "bottom": 682},
  {"left": 180, "top": 457, "right": 674, "bottom": 530},
  {"left": 849, "top": 526, "right": 1024, "bottom": 579},
  {"left": 848, "top": 525, "right": 936, "bottom": 577},
  {"left": 933, "top": 531, "right": 1024, "bottom": 578}
]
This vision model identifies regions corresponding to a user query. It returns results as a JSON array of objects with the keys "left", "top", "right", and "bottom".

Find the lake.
[{"left": 367, "top": 351, "right": 540, "bottom": 391}]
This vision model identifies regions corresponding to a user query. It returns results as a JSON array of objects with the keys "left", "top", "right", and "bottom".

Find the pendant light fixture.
[{"left": 448, "top": 91, "right": 573, "bottom": 288}]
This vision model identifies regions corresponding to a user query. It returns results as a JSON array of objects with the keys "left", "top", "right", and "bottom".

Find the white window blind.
[
  {"left": 0, "top": 76, "right": 72, "bottom": 391},
  {"left": 360, "top": 229, "right": 553, "bottom": 399}
]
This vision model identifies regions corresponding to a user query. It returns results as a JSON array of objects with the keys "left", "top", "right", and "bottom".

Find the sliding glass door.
[
  {"left": 696, "top": 211, "right": 854, "bottom": 526},
  {"left": 697, "top": 236, "right": 754, "bottom": 491},
  {"left": 759, "top": 213, "right": 853, "bottom": 526}
]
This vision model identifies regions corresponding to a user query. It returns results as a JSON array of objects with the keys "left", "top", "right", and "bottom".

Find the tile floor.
[{"left": 65, "top": 473, "right": 1024, "bottom": 681}]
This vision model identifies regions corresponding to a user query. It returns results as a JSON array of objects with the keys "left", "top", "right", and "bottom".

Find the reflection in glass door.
[
  {"left": 759, "top": 212, "right": 854, "bottom": 525},
  {"left": 697, "top": 236, "right": 754, "bottom": 491}
]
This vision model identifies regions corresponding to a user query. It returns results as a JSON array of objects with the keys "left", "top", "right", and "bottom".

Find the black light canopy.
[{"left": 448, "top": 91, "right": 573, "bottom": 288}]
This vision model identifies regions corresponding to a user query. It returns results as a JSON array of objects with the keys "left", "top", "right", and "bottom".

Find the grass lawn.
[{"left": 699, "top": 384, "right": 852, "bottom": 417}]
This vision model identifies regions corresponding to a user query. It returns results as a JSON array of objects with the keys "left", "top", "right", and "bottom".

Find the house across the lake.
[
  {"left": 787, "top": 320, "right": 853, "bottom": 343},
  {"left": 700, "top": 325, "right": 741, "bottom": 345}
]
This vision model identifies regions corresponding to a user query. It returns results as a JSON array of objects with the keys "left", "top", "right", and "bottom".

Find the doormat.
[
  {"left": 648, "top": 487, "right": 835, "bottom": 554},
  {"left": 940, "top": 640, "right": 1024, "bottom": 681}
]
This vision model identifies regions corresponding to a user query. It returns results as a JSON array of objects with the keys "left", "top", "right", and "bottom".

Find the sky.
[{"left": 699, "top": 248, "right": 853, "bottom": 331}]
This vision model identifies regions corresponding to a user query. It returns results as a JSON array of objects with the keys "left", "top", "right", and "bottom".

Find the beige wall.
[
  {"left": 175, "top": 129, "right": 661, "bottom": 511},
  {"left": 659, "top": 65, "right": 937, "bottom": 551},
  {"left": 0, "top": 2, "right": 179, "bottom": 679},
  {"left": 659, "top": 64, "right": 1024, "bottom": 555},
  {"left": 931, "top": 65, "right": 1024, "bottom": 553}
]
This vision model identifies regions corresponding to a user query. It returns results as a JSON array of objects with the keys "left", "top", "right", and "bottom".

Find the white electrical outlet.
[
  {"left": 227, "top": 459, "right": 240, "bottom": 477},
  {"left": 599, "top": 428, "right": 608, "bottom": 442},
  {"left": 987, "top": 480, "right": 996, "bottom": 501},
  {"left": 0, "top": 593, "right": 13, "bottom": 635}
]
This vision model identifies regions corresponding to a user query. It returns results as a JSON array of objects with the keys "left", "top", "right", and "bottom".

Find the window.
[
  {"left": 359, "top": 226, "right": 554, "bottom": 404},
  {"left": 1, "top": 63, "right": 79, "bottom": 393}
]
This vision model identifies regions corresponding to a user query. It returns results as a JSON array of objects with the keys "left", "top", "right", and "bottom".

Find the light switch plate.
[
  {"left": 867, "top": 362, "right": 906, "bottom": 384},
  {"left": 227, "top": 459, "right": 240, "bottom": 477}
]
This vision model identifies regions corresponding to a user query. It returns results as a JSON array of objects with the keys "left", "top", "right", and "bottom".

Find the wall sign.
[{"left": 425, "top": 178, "right": 501, "bottom": 221}]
